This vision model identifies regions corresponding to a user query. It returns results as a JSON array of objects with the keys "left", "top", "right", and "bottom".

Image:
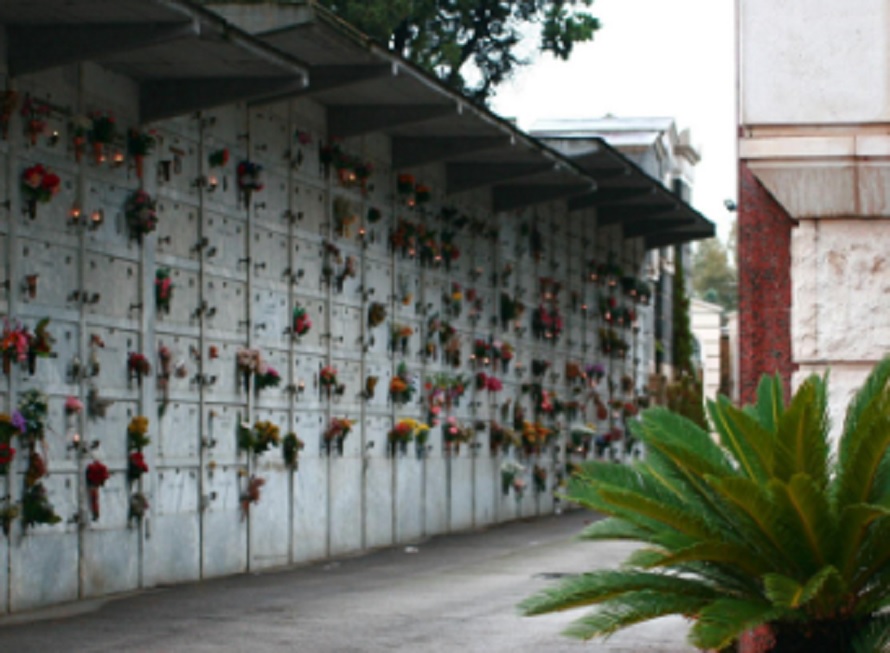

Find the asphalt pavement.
[{"left": 0, "top": 509, "right": 696, "bottom": 652}]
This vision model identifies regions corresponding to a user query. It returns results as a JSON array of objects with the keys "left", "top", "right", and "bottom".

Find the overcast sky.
[{"left": 490, "top": 0, "right": 737, "bottom": 242}]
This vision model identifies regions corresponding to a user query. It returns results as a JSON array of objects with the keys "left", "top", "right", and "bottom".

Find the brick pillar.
[{"left": 738, "top": 163, "right": 795, "bottom": 404}]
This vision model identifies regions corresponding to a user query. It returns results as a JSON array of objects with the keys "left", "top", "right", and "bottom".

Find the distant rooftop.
[{"left": 530, "top": 116, "right": 679, "bottom": 149}]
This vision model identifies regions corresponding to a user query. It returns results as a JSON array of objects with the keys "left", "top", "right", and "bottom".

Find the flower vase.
[
  {"left": 242, "top": 370, "right": 250, "bottom": 394},
  {"left": 134, "top": 154, "right": 144, "bottom": 180},
  {"left": 27, "top": 350, "right": 36, "bottom": 375},
  {"left": 242, "top": 188, "right": 252, "bottom": 211},
  {"left": 2, "top": 354, "right": 10, "bottom": 376},
  {"left": 336, "top": 436, "right": 345, "bottom": 457},
  {"left": 93, "top": 141, "right": 104, "bottom": 165},
  {"left": 26, "top": 198, "right": 36, "bottom": 220}
]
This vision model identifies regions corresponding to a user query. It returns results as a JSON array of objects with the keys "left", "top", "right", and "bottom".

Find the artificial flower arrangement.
[
  {"left": 391, "top": 323, "right": 414, "bottom": 356},
  {"left": 396, "top": 173, "right": 415, "bottom": 196},
  {"left": 494, "top": 341, "right": 514, "bottom": 372},
  {"left": 367, "top": 302, "right": 387, "bottom": 329},
  {"left": 389, "top": 362, "right": 416, "bottom": 405},
  {"left": 85, "top": 459, "right": 110, "bottom": 521},
  {"left": 17, "top": 389, "right": 61, "bottom": 530},
  {"left": 323, "top": 417, "right": 354, "bottom": 456},
  {"left": 20, "top": 94, "right": 50, "bottom": 145},
  {"left": 88, "top": 109, "right": 116, "bottom": 164},
  {"left": 20, "top": 163, "right": 61, "bottom": 219},
  {"left": 236, "top": 347, "right": 261, "bottom": 393},
  {"left": 155, "top": 269, "right": 173, "bottom": 314},
  {"left": 475, "top": 372, "right": 503, "bottom": 395},
  {"left": 126, "top": 128, "right": 156, "bottom": 179},
  {"left": 388, "top": 418, "right": 418, "bottom": 456},
  {"left": 520, "top": 420, "right": 554, "bottom": 457},
  {"left": 238, "top": 419, "right": 281, "bottom": 457},
  {"left": 0, "top": 412, "right": 20, "bottom": 476},
  {"left": 500, "top": 460, "right": 526, "bottom": 497},
  {"left": 282, "top": 432, "right": 304, "bottom": 470},
  {"left": 569, "top": 423, "right": 597, "bottom": 457},
  {"left": 599, "top": 328, "right": 629, "bottom": 358},
  {"left": 531, "top": 304, "right": 564, "bottom": 342},
  {"left": 444, "top": 282, "right": 463, "bottom": 317},
  {"left": 333, "top": 197, "right": 357, "bottom": 237},
  {"left": 129, "top": 492, "right": 150, "bottom": 525},
  {"left": 236, "top": 160, "right": 263, "bottom": 209},
  {"left": 531, "top": 359, "right": 550, "bottom": 377},
  {"left": 292, "top": 305, "right": 312, "bottom": 337},
  {"left": 0, "top": 90, "right": 17, "bottom": 141},
  {"left": 489, "top": 421, "right": 518, "bottom": 455},
  {"left": 319, "top": 365, "right": 345, "bottom": 398},
  {"left": 363, "top": 375, "right": 379, "bottom": 400},
  {"left": 321, "top": 241, "right": 341, "bottom": 284},
  {"left": 532, "top": 464, "right": 548, "bottom": 494},
  {"left": 124, "top": 189, "right": 158, "bottom": 241},
  {"left": 127, "top": 352, "right": 152, "bottom": 388},
  {"left": 335, "top": 255, "right": 357, "bottom": 293},
  {"left": 234, "top": 350, "right": 281, "bottom": 394},
  {"left": 442, "top": 416, "right": 473, "bottom": 454},
  {"left": 443, "top": 332, "right": 461, "bottom": 368},
  {"left": 240, "top": 475, "right": 265, "bottom": 518},
  {"left": 414, "top": 182, "right": 431, "bottom": 204},
  {"left": 254, "top": 364, "right": 281, "bottom": 392},
  {"left": 208, "top": 148, "right": 229, "bottom": 168},
  {"left": 440, "top": 230, "right": 460, "bottom": 271},
  {"left": 472, "top": 338, "right": 492, "bottom": 365},
  {"left": 0, "top": 318, "right": 54, "bottom": 376},
  {"left": 156, "top": 345, "right": 187, "bottom": 418}
]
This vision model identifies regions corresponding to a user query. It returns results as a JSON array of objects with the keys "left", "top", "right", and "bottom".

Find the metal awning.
[
  {"left": 0, "top": 0, "right": 309, "bottom": 122},
  {"left": 1, "top": 0, "right": 713, "bottom": 246}
]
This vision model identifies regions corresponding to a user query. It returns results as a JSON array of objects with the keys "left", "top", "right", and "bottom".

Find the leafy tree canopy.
[
  {"left": 691, "top": 231, "right": 737, "bottom": 311},
  {"left": 315, "top": 0, "right": 601, "bottom": 104}
]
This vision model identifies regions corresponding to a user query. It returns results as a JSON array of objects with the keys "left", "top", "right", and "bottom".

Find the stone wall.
[{"left": 0, "top": 60, "right": 651, "bottom": 613}]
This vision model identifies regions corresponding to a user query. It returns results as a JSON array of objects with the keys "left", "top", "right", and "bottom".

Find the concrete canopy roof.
[
  {"left": 0, "top": 0, "right": 310, "bottom": 121},
  {"left": 1, "top": 0, "right": 713, "bottom": 246}
]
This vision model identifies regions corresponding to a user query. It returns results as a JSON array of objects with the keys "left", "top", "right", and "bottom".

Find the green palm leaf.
[
  {"left": 708, "top": 397, "right": 773, "bottom": 482},
  {"left": 773, "top": 376, "right": 830, "bottom": 489},
  {"left": 520, "top": 569, "right": 721, "bottom": 616},
  {"left": 561, "top": 591, "right": 710, "bottom": 640},
  {"left": 840, "top": 357, "right": 890, "bottom": 466},
  {"left": 754, "top": 372, "right": 785, "bottom": 432}
]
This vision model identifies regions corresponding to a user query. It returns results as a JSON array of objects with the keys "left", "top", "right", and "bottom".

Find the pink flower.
[{"left": 65, "top": 396, "right": 84, "bottom": 415}]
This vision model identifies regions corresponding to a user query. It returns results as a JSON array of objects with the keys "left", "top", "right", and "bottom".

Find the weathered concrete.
[{"left": 0, "top": 511, "right": 696, "bottom": 653}]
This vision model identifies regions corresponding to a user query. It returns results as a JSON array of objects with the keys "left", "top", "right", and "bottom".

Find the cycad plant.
[{"left": 521, "top": 362, "right": 890, "bottom": 652}]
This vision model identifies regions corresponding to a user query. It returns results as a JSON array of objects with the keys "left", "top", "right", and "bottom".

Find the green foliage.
[
  {"left": 691, "top": 235, "right": 737, "bottom": 311},
  {"left": 315, "top": 0, "right": 601, "bottom": 104},
  {"left": 671, "top": 245, "right": 694, "bottom": 379},
  {"left": 521, "top": 363, "right": 890, "bottom": 652}
]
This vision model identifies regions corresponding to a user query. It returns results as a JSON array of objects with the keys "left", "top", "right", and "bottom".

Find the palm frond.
[
  {"left": 773, "top": 376, "right": 830, "bottom": 489},
  {"left": 708, "top": 397, "right": 773, "bottom": 482},
  {"left": 763, "top": 566, "right": 842, "bottom": 610},
  {"left": 841, "top": 357, "right": 890, "bottom": 468},
  {"left": 768, "top": 474, "right": 836, "bottom": 571},
  {"left": 710, "top": 476, "right": 804, "bottom": 576},
  {"left": 837, "top": 505, "right": 890, "bottom": 581},
  {"left": 852, "top": 613, "right": 890, "bottom": 653},
  {"left": 648, "top": 541, "right": 774, "bottom": 580},
  {"left": 835, "top": 390, "right": 890, "bottom": 510},
  {"left": 561, "top": 591, "right": 709, "bottom": 641},
  {"left": 520, "top": 569, "right": 721, "bottom": 616},
  {"left": 754, "top": 372, "right": 785, "bottom": 432},
  {"left": 579, "top": 517, "right": 654, "bottom": 542},
  {"left": 597, "top": 486, "right": 718, "bottom": 541}
]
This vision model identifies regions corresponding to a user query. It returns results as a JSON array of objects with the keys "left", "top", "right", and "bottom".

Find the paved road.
[{"left": 0, "top": 510, "right": 696, "bottom": 652}]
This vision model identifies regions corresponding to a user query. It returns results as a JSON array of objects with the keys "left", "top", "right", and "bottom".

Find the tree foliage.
[
  {"left": 692, "top": 231, "right": 737, "bottom": 311},
  {"left": 522, "top": 360, "right": 890, "bottom": 652},
  {"left": 316, "top": 0, "right": 601, "bottom": 103}
]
